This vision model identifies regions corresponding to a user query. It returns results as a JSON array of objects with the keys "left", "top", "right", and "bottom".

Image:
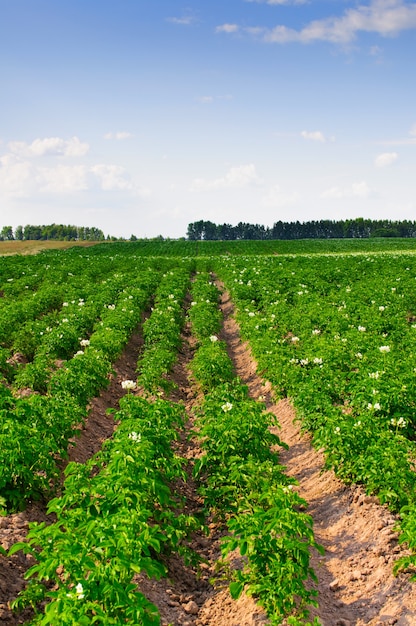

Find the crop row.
[
  {"left": 188, "top": 272, "right": 322, "bottom": 625},
  {"left": 136, "top": 266, "right": 191, "bottom": 394}
]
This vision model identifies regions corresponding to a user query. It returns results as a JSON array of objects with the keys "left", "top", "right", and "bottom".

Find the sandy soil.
[{"left": 1, "top": 286, "right": 416, "bottom": 625}]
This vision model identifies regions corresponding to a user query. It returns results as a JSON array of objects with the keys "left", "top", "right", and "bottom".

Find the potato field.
[{"left": 1, "top": 239, "right": 416, "bottom": 625}]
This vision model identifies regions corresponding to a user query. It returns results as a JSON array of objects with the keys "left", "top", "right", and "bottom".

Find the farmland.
[{"left": 1, "top": 239, "right": 416, "bottom": 624}]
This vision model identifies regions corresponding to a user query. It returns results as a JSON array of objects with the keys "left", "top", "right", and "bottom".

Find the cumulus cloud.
[
  {"left": 0, "top": 154, "right": 36, "bottom": 197},
  {"left": 39, "top": 165, "right": 89, "bottom": 193},
  {"left": 191, "top": 164, "right": 263, "bottom": 191},
  {"left": 0, "top": 155, "right": 89, "bottom": 196},
  {"left": 216, "top": 24, "right": 239, "bottom": 34},
  {"left": 301, "top": 130, "right": 332, "bottom": 143},
  {"left": 321, "top": 181, "right": 373, "bottom": 199},
  {"left": 221, "top": 1, "right": 416, "bottom": 45},
  {"left": 0, "top": 146, "right": 148, "bottom": 198},
  {"left": 104, "top": 132, "right": 133, "bottom": 140},
  {"left": 90, "top": 164, "right": 135, "bottom": 191},
  {"left": 273, "top": 0, "right": 416, "bottom": 44},
  {"left": 375, "top": 151, "right": 398, "bottom": 167},
  {"left": 8, "top": 136, "right": 89, "bottom": 158}
]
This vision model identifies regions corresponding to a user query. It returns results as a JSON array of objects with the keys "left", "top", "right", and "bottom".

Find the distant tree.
[
  {"left": 15, "top": 225, "right": 23, "bottom": 240},
  {"left": 85, "top": 226, "right": 105, "bottom": 241},
  {"left": 186, "top": 218, "right": 416, "bottom": 241},
  {"left": 371, "top": 228, "right": 399, "bottom": 238},
  {"left": 14, "top": 224, "right": 106, "bottom": 241},
  {"left": 0, "top": 226, "right": 14, "bottom": 241},
  {"left": 202, "top": 221, "right": 218, "bottom": 240},
  {"left": 23, "top": 225, "right": 42, "bottom": 240},
  {"left": 217, "top": 223, "right": 235, "bottom": 240},
  {"left": 187, "top": 221, "right": 204, "bottom": 240}
]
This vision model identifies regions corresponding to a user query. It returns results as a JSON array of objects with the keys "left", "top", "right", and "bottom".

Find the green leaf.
[
  {"left": 8, "top": 541, "right": 29, "bottom": 556},
  {"left": 229, "top": 581, "right": 244, "bottom": 600}
]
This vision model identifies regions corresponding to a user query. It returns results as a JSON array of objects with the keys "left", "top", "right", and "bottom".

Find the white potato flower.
[{"left": 121, "top": 380, "right": 137, "bottom": 391}]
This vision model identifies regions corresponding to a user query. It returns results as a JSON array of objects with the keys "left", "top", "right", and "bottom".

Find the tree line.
[
  {"left": 187, "top": 218, "right": 416, "bottom": 241},
  {"left": 0, "top": 224, "right": 105, "bottom": 241}
]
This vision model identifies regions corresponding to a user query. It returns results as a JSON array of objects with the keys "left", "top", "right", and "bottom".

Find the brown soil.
[{"left": 1, "top": 287, "right": 416, "bottom": 625}]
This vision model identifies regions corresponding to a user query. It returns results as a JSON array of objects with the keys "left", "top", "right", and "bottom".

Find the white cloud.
[
  {"left": 271, "top": 0, "right": 416, "bottom": 44},
  {"left": 8, "top": 136, "right": 89, "bottom": 158},
  {"left": 64, "top": 137, "right": 90, "bottom": 157},
  {"left": 195, "top": 94, "right": 233, "bottom": 104},
  {"left": 370, "top": 44, "right": 383, "bottom": 55},
  {"left": 104, "top": 132, "right": 133, "bottom": 140},
  {"left": 0, "top": 155, "right": 89, "bottom": 197},
  {"left": 39, "top": 165, "right": 89, "bottom": 193},
  {"left": 196, "top": 96, "right": 214, "bottom": 104},
  {"left": 167, "top": 15, "right": 196, "bottom": 26},
  {"left": 89, "top": 164, "right": 150, "bottom": 196},
  {"left": 216, "top": 24, "right": 239, "bottom": 34},
  {"left": 245, "top": 0, "right": 307, "bottom": 4},
  {"left": 191, "top": 164, "right": 263, "bottom": 191},
  {"left": 301, "top": 130, "right": 329, "bottom": 143},
  {"left": 90, "top": 164, "right": 135, "bottom": 191},
  {"left": 224, "top": 1, "right": 416, "bottom": 45},
  {"left": 0, "top": 147, "right": 148, "bottom": 198},
  {"left": 351, "top": 181, "right": 373, "bottom": 197},
  {"left": 375, "top": 151, "right": 398, "bottom": 167},
  {"left": 378, "top": 126, "right": 416, "bottom": 145},
  {"left": 262, "top": 184, "right": 301, "bottom": 207},
  {"left": 0, "top": 154, "right": 35, "bottom": 197},
  {"left": 321, "top": 181, "right": 373, "bottom": 199}
]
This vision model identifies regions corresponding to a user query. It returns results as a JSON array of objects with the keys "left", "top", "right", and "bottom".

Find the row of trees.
[
  {"left": 0, "top": 224, "right": 105, "bottom": 241},
  {"left": 187, "top": 219, "right": 416, "bottom": 241}
]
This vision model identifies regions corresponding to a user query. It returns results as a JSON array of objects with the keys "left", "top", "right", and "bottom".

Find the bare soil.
[{"left": 1, "top": 286, "right": 416, "bottom": 625}]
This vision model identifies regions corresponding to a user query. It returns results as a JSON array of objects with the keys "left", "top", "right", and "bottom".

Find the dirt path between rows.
[{"left": 218, "top": 285, "right": 416, "bottom": 626}]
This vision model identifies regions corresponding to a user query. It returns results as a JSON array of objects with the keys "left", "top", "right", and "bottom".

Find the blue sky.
[{"left": 1, "top": 0, "right": 416, "bottom": 238}]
